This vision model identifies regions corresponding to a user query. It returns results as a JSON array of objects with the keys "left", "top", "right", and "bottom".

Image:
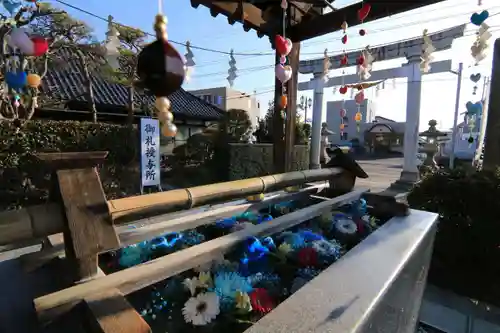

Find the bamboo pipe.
[
  {"left": 35, "top": 189, "right": 367, "bottom": 320},
  {"left": 107, "top": 168, "right": 343, "bottom": 222},
  {"left": 0, "top": 168, "right": 342, "bottom": 246}
]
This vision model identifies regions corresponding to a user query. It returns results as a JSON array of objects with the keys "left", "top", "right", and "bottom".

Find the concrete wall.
[{"left": 228, "top": 143, "right": 309, "bottom": 180}]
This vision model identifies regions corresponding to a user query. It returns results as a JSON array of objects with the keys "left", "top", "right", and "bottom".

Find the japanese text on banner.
[{"left": 140, "top": 118, "right": 161, "bottom": 187}]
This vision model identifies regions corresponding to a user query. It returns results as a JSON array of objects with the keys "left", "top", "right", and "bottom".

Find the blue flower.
[
  {"left": 350, "top": 198, "right": 367, "bottom": 218},
  {"left": 180, "top": 230, "right": 205, "bottom": 246},
  {"left": 150, "top": 233, "right": 183, "bottom": 249},
  {"left": 298, "top": 229, "right": 324, "bottom": 242},
  {"left": 119, "top": 244, "right": 148, "bottom": 267},
  {"left": 214, "top": 272, "right": 253, "bottom": 301},
  {"left": 257, "top": 214, "right": 273, "bottom": 224},
  {"left": 244, "top": 237, "right": 270, "bottom": 261},
  {"left": 280, "top": 232, "right": 306, "bottom": 249},
  {"left": 262, "top": 236, "right": 276, "bottom": 250},
  {"left": 216, "top": 217, "right": 237, "bottom": 228}
]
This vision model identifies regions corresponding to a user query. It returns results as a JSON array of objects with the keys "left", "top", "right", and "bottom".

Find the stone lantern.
[{"left": 419, "top": 120, "right": 447, "bottom": 170}]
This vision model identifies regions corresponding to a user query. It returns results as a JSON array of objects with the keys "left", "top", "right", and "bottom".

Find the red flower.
[
  {"left": 249, "top": 288, "right": 275, "bottom": 314},
  {"left": 297, "top": 247, "right": 318, "bottom": 267}
]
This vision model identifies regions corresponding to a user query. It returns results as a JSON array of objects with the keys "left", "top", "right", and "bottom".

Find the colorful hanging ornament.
[
  {"left": 136, "top": 11, "right": 185, "bottom": 97},
  {"left": 339, "top": 20, "right": 349, "bottom": 123},
  {"left": 339, "top": 108, "right": 347, "bottom": 139},
  {"left": 280, "top": 94, "right": 288, "bottom": 108},
  {"left": 357, "top": 47, "right": 373, "bottom": 80},
  {"left": 322, "top": 49, "right": 331, "bottom": 83},
  {"left": 420, "top": 29, "right": 435, "bottom": 73},
  {"left": 227, "top": 49, "right": 237, "bottom": 87},
  {"left": 5, "top": 71, "right": 27, "bottom": 91},
  {"left": 471, "top": 22, "right": 491, "bottom": 64},
  {"left": 354, "top": 111, "right": 362, "bottom": 132},
  {"left": 105, "top": 15, "right": 121, "bottom": 70},
  {"left": 2, "top": 0, "right": 22, "bottom": 15},
  {"left": 274, "top": 0, "right": 290, "bottom": 116},
  {"left": 275, "top": 64, "right": 292, "bottom": 83},
  {"left": 26, "top": 73, "right": 41, "bottom": 88},
  {"left": 275, "top": 35, "right": 292, "bottom": 57},
  {"left": 355, "top": 90, "right": 364, "bottom": 105},
  {"left": 357, "top": 3, "right": 371, "bottom": 22},
  {"left": 470, "top": 72, "right": 482, "bottom": 96}
]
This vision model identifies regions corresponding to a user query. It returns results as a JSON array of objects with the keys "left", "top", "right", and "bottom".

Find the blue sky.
[{"left": 36, "top": 0, "right": 500, "bottom": 129}]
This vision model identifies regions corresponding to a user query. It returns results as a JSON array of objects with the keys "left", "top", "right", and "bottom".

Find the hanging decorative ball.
[
  {"left": 355, "top": 112, "right": 362, "bottom": 122},
  {"left": 340, "top": 54, "right": 348, "bottom": 66},
  {"left": 275, "top": 35, "right": 293, "bottom": 57},
  {"left": 356, "top": 56, "right": 365, "bottom": 65},
  {"left": 341, "top": 35, "right": 348, "bottom": 44},
  {"left": 357, "top": 3, "right": 371, "bottom": 22},
  {"left": 279, "top": 55, "right": 287, "bottom": 64},
  {"left": 155, "top": 96, "right": 171, "bottom": 112},
  {"left": 340, "top": 109, "right": 347, "bottom": 117},
  {"left": 339, "top": 86, "right": 348, "bottom": 94},
  {"left": 136, "top": 39, "right": 186, "bottom": 97},
  {"left": 359, "top": 29, "right": 366, "bottom": 36},
  {"left": 5, "top": 71, "right": 27, "bottom": 90},
  {"left": 280, "top": 94, "right": 288, "bottom": 108},
  {"left": 161, "top": 122, "right": 177, "bottom": 137},
  {"left": 340, "top": 123, "right": 345, "bottom": 130},
  {"left": 468, "top": 136, "right": 474, "bottom": 144},
  {"left": 341, "top": 21, "right": 348, "bottom": 31},
  {"left": 158, "top": 110, "right": 173, "bottom": 123},
  {"left": 30, "top": 37, "right": 48, "bottom": 56},
  {"left": 8, "top": 28, "right": 33, "bottom": 54},
  {"left": 26, "top": 73, "right": 41, "bottom": 88},
  {"left": 275, "top": 64, "right": 292, "bottom": 83}
]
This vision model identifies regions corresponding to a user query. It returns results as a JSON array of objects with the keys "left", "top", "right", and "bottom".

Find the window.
[{"left": 202, "top": 94, "right": 212, "bottom": 104}]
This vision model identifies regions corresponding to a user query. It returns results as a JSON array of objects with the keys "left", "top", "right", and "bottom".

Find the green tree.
[{"left": 30, "top": 3, "right": 104, "bottom": 122}]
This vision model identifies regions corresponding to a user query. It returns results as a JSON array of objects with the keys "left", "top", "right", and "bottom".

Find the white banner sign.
[{"left": 140, "top": 118, "right": 160, "bottom": 187}]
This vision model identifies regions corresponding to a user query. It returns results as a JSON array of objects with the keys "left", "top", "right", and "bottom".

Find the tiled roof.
[{"left": 41, "top": 51, "right": 224, "bottom": 120}]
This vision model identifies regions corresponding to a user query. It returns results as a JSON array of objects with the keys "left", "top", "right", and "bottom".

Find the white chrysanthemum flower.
[
  {"left": 183, "top": 277, "right": 200, "bottom": 296},
  {"left": 182, "top": 292, "right": 220, "bottom": 326},
  {"left": 334, "top": 219, "right": 358, "bottom": 235}
]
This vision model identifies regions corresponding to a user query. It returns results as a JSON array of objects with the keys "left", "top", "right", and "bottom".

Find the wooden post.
[
  {"left": 284, "top": 41, "right": 300, "bottom": 172},
  {"left": 36, "top": 152, "right": 120, "bottom": 281},
  {"left": 483, "top": 39, "right": 500, "bottom": 170}
]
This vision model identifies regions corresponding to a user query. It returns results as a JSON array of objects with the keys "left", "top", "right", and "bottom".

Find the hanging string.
[{"left": 158, "top": 0, "right": 163, "bottom": 15}]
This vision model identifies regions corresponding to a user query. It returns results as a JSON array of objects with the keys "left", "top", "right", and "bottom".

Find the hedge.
[
  {"left": 408, "top": 167, "right": 500, "bottom": 306},
  {"left": 0, "top": 120, "right": 140, "bottom": 210}
]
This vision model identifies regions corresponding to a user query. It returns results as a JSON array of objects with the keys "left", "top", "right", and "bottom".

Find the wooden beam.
[
  {"left": 34, "top": 189, "right": 368, "bottom": 321},
  {"left": 190, "top": 0, "right": 277, "bottom": 37},
  {"left": 284, "top": 41, "right": 300, "bottom": 172},
  {"left": 483, "top": 39, "right": 500, "bottom": 170},
  {"left": 289, "top": 0, "right": 446, "bottom": 42}
]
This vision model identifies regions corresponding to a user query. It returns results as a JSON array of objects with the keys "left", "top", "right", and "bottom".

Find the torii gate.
[{"left": 299, "top": 24, "right": 465, "bottom": 187}]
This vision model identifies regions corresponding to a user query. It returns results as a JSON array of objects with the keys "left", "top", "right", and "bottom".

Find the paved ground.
[{"left": 355, "top": 157, "right": 404, "bottom": 193}]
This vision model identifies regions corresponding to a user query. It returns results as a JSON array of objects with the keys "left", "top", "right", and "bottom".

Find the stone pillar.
[
  {"left": 393, "top": 54, "right": 422, "bottom": 189},
  {"left": 309, "top": 72, "right": 325, "bottom": 169}
]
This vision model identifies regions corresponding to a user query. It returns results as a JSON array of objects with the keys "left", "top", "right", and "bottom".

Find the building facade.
[
  {"left": 325, "top": 99, "right": 377, "bottom": 145},
  {"left": 188, "top": 86, "right": 261, "bottom": 128}
]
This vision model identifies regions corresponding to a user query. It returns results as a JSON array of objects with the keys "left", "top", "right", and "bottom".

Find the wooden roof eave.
[{"left": 288, "top": 0, "right": 447, "bottom": 42}]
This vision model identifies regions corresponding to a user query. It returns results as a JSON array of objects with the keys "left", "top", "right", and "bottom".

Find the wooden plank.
[
  {"left": 82, "top": 289, "right": 151, "bottom": 333},
  {"left": 36, "top": 151, "right": 108, "bottom": 170},
  {"left": 35, "top": 188, "right": 367, "bottom": 320},
  {"left": 57, "top": 168, "right": 119, "bottom": 279}
]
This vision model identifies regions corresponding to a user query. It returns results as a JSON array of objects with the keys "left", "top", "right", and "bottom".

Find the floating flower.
[
  {"left": 243, "top": 237, "right": 270, "bottom": 262},
  {"left": 182, "top": 292, "right": 220, "bottom": 326},
  {"left": 249, "top": 288, "right": 275, "bottom": 314},
  {"left": 199, "top": 271, "right": 213, "bottom": 288},
  {"left": 277, "top": 243, "right": 293, "bottom": 257},
  {"left": 235, "top": 291, "right": 252, "bottom": 313},
  {"left": 181, "top": 230, "right": 205, "bottom": 246},
  {"left": 183, "top": 277, "right": 201, "bottom": 296},
  {"left": 280, "top": 232, "right": 306, "bottom": 249},
  {"left": 119, "top": 244, "right": 149, "bottom": 267},
  {"left": 312, "top": 239, "right": 342, "bottom": 259},
  {"left": 151, "top": 232, "right": 183, "bottom": 249},
  {"left": 257, "top": 214, "right": 273, "bottom": 224},
  {"left": 298, "top": 229, "right": 324, "bottom": 242},
  {"left": 297, "top": 247, "right": 319, "bottom": 267},
  {"left": 262, "top": 236, "right": 276, "bottom": 250},
  {"left": 334, "top": 218, "right": 358, "bottom": 235},
  {"left": 214, "top": 272, "right": 253, "bottom": 301}
]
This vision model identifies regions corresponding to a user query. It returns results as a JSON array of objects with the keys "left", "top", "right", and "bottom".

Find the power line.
[
  {"left": 53, "top": 0, "right": 500, "bottom": 58},
  {"left": 190, "top": 27, "right": 500, "bottom": 80}
]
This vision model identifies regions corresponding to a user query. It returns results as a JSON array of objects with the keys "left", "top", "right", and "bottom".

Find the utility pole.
[{"left": 449, "top": 62, "right": 463, "bottom": 169}]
